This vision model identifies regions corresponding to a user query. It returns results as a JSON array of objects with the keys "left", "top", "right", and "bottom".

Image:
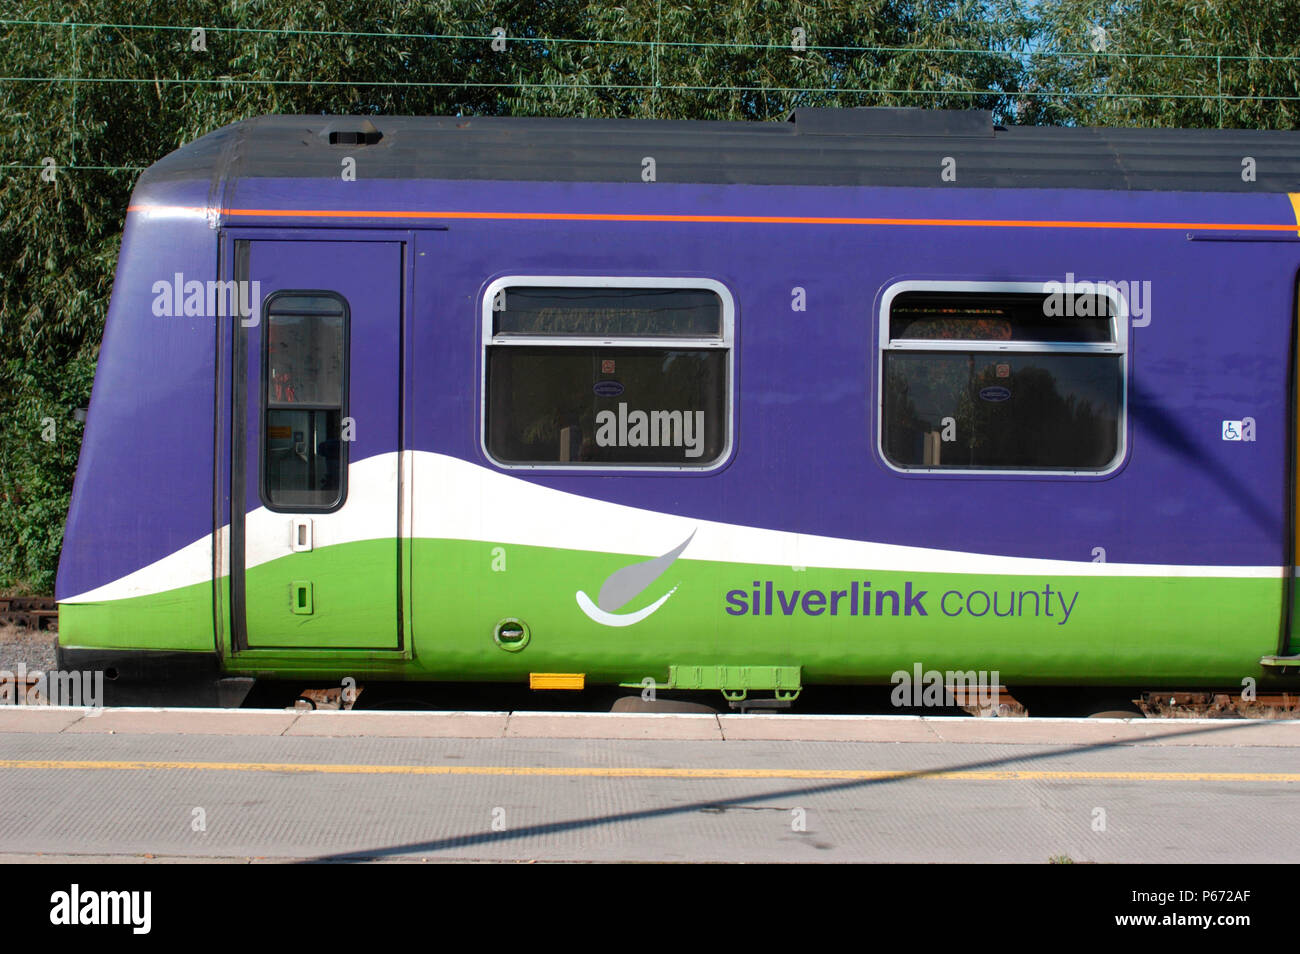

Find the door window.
[{"left": 261, "top": 292, "right": 348, "bottom": 510}]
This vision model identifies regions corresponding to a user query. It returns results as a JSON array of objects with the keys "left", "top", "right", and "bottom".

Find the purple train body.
[{"left": 56, "top": 111, "right": 1300, "bottom": 708}]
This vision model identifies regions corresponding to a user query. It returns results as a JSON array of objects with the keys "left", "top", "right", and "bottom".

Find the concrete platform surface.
[
  {"left": 0, "top": 709, "right": 1297, "bottom": 863},
  {"left": 0, "top": 705, "right": 1296, "bottom": 744}
]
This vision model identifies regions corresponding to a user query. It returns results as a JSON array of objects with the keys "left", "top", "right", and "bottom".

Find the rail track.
[{"left": 0, "top": 597, "right": 56, "bottom": 631}]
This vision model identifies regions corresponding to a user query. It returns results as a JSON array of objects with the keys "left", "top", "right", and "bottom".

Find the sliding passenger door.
[{"left": 234, "top": 239, "right": 403, "bottom": 650}]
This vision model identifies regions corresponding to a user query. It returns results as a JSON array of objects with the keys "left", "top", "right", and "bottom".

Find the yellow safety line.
[{"left": 0, "top": 760, "right": 1296, "bottom": 783}]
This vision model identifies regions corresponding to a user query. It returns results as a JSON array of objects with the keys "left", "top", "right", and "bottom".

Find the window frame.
[
  {"left": 876, "top": 279, "right": 1129, "bottom": 477},
  {"left": 259, "top": 288, "right": 351, "bottom": 513},
  {"left": 480, "top": 275, "right": 736, "bottom": 473}
]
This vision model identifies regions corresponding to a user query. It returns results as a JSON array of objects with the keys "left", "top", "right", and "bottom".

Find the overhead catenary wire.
[
  {"left": 3, "top": 16, "right": 1298, "bottom": 175},
  {"left": 4, "top": 16, "right": 1300, "bottom": 64}
]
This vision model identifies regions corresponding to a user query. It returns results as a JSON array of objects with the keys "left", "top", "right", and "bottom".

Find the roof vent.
[
  {"left": 321, "top": 118, "right": 383, "bottom": 145},
  {"left": 788, "top": 107, "right": 993, "bottom": 138}
]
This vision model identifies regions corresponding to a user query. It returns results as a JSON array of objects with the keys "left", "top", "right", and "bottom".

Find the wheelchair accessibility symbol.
[{"left": 1222, "top": 418, "right": 1256, "bottom": 442}]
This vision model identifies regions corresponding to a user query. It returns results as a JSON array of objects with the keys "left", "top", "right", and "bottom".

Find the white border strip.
[
  {"left": 479, "top": 275, "right": 736, "bottom": 473},
  {"left": 876, "top": 279, "right": 1129, "bottom": 477},
  {"left": 61, "top": 451, "right": 1281, "bottom": 606}
]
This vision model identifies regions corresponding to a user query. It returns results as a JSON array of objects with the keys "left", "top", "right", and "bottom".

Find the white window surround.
[
  {"left": 876, "top": 279, "right": 1129, "bottom": 477},
  {"left": 480, "top": 275, "right": 736, "bottom": 473}
]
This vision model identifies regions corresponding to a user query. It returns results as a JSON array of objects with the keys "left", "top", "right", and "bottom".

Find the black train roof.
[{"left": 138, "top": 108, "right": 1300, "bottom": 194}]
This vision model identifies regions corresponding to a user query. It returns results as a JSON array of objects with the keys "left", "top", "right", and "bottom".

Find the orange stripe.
[{"left": 125, "top": 204, "right": 1300, "bottom": 232}]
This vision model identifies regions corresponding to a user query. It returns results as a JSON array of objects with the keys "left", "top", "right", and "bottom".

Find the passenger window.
[
  {"left": 262, "top": 293, "right": 348, "bottom": 509},
  {"left": 880, "top": 286, "right": 1126, "bottom": 473},
  {"left": 484, "top": 283, "right": 733, "bottom": 468}
]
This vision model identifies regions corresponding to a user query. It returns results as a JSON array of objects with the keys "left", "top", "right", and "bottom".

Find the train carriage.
[{"left": 55, "top": 108, "right": 1300, "bottom": 708}]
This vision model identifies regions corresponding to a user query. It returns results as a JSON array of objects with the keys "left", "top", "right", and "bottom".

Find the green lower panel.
[
  {"left": 61, "top": 537, "right": 1290, "bottom": 687},
  {"left": 244, "top": 539, "right": 397, "bottom": 649},
  {"left": 406, "top": 540, "right": 1284, "bottom": 686},
  {"left": 59, "top": 578, "right": 215, "bottom": 652}
]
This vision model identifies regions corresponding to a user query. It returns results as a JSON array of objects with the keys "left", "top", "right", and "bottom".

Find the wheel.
[
  {"left": 610, "top": 694, "right": 718, "bottom": 714},
  {"left": 1016, "top": 688, "right": 1145, "bottom": 718},
  {"left": 355, "top": 696, "right": 431, "bottom": 710},
  {"left": 1086, "top": 709, "right": 1144, "bottom": 719},
  {"left": 1084, "top": 697, "right": 1145, "bottom": 719}
]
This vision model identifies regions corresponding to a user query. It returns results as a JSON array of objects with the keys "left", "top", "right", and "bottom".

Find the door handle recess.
[
  {"left": 291, "top": 581, "right": 314, "bottom": 615},
  {"left": 291, "top": 517, "right": 313, "bottom": 552}
]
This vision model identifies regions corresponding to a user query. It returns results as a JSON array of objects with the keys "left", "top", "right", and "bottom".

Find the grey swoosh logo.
[{"left": 596, "top": 530, "right": 695, "bottom": 612}]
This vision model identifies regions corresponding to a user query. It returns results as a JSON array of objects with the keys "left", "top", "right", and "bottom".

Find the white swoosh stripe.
[
  {"left": 576, "top": 588, "right": 677, "bottom": 627},
  {"left": 62, "top": 451, "right": 1284, "bottom": 604}
]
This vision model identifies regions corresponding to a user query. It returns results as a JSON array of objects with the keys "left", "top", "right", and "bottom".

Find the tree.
[
  {"left": 2, "top": 0, "right": 1297, "bottom": 590},
  {"left": 1026, "top": 0, "right": 1300, "bottom": 128}
]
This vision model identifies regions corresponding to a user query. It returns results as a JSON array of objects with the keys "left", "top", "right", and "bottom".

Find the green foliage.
[
  {"left": 1027, "top": 0, "right": 1300, "bottom": 128},
  {"left": 1, "top": 0, "right": 1297, "bottom": 591},
  {"left": 0, "top": 349, "right": 95, "bottom": 591},
  {"left": 504, "top": 0, "right": 1036, "bottom": 121}
]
